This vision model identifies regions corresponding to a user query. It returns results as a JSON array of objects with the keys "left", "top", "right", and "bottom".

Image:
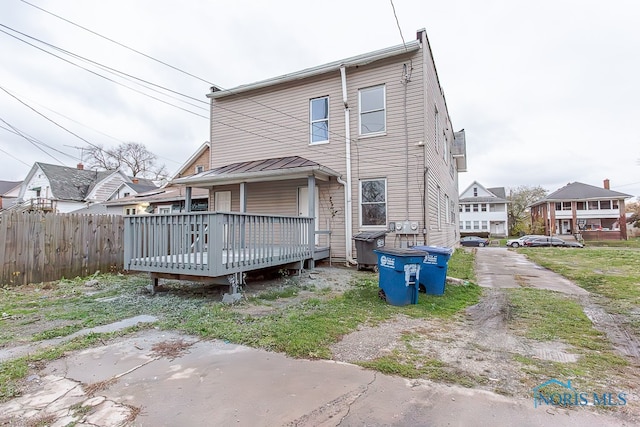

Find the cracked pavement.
[{"left": 1, "top": 328, "right": 631, "bottom": 426}]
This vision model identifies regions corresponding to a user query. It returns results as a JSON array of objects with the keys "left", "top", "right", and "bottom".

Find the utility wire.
[
  {"left": 12, "top": 2, "right": 425, "bottom": 170},
  {"left": 390, "top": 0, "right": 407, "bottom": 51},
  {"left": 20, "top": 0, "right": 213, "bottom": 86},
  {"left": 0, "top": 119, "right": 70, "bottom": 165},
  {"left": 0, "top": 26, "right": 209, "bottom": 119}
]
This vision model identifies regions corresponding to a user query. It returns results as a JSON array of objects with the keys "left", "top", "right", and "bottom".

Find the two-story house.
[
  {"left": 175, "top": 29, "right": 466, "bottom": 261},
  {"left": 530, "top": 180, "right": 631, "bottom": 240},
  {"left": 123, "top": 28, "right": 467, "bottom": 292},
  {"left": 459, "top": 181, "right": 509, "bottom": 237},
  {"left": 17, "top": 162, "right": 156, "bottom": 213}
]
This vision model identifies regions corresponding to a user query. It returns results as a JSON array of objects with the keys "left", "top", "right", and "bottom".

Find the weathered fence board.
[{"left": 0, "top": 211, "right": 124, "bottom": 286}]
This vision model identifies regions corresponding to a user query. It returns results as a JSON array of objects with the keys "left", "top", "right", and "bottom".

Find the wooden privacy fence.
[{"left": 0, "top": 211, "right": 124, "bottom": 286}]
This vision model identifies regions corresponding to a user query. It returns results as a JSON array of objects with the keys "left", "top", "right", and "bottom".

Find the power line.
[
  {"left": 0, "top": 26, "right": 209, "bottom": 119},
  {"left": 11, "top": 2, "right": 430, "bottom": 172},
  {"left": 0, "top": 119, "right": 71, "bottom": 165},
  {"left": 20, "top": 0, "right": 214, "bottom": 86},
  {"left": 389, "top": 0, "right": 407, "bottom": 51}
]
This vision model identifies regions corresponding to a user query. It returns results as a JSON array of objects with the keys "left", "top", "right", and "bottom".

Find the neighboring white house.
[
  {"left": 459, "top": 181, "right": 509, "bottom": 237},
  {"left": 16, "top": 162, "right": 156, "bottom": 213}
]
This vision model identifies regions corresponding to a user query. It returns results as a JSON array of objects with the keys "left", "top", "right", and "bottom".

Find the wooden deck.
[{"left": 124, "top": 212, "right": 330, "bottom": 290}]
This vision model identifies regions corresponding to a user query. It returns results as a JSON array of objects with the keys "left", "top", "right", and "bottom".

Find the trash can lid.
[
  {"left": 353, "top": 230, "right": 387, "bottom": 241},
  {"left": 412, "top": 245, "right": 454, "bottom": 256},
  {"left": 374, "top": 247, "right": 426, "bottom": 256}
]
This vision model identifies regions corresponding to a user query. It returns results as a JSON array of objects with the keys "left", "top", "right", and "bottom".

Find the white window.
[
  {"left": 481, "top": 221, "right": 488, "bottom": 230},
  {"left": 465, "top": 221, "right": 471, "bottom": 230},
  {"left": 195, "top": 165, "right": 204, "bottom": 174},
  {"left": 359, "top": 85, "right": 386, "bottom": 135},
  {"left": 481, "top": 204, "right": 487, "bottom": 212},
  {"left": 473, "top": 221, "right": 480, "bottom": 230},
  {"left": 310, "top": 96, "right": 329, "bottom": 143},
  {"left": 158, "top": 205, "right": 172, "bottom": 214},
  {"left": 360, "top": 179, "right": 387, "bottom": 226},
  {"left": 465, "top": 204, "right": 471, "bottom": 213},
  {"left": 450, "top": 200, "right": 456, "bottom": 223},
  {"left": 612, "top": 200, "right": 619, "bottom": 209}
]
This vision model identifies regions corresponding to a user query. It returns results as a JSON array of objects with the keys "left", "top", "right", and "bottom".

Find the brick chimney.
[
  {"left": 132, "top": 178, "right": 139, "bottom": 184},
  {"left": 604, "top": 179, "right": 610, "bottom": 190},
  {"left": 77, "top": 163, "right": 84, "bottom": 170}
]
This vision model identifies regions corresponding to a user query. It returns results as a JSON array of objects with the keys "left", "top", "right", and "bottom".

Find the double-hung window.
[
  {"left": 359, "top": 85, "right": 386, "bottom": 135},
  {"left": 360, "top": 179, "right": 387, "bottom": 226},
  {"left": 310, "top": 96, "right": 329, "bottom": 143}
]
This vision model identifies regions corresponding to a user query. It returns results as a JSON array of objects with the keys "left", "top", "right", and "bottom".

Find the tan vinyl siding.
[{"left": 207, "top": 37, "right": 462, "bottom": 255}]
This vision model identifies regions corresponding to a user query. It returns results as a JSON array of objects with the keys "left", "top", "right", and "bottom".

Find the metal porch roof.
[{"left": 172, "top": 156, "right": 341, "bottom": 187}]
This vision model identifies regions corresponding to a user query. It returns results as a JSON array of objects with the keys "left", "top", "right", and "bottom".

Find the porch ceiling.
[{"left": 172, "top": 156, "right": 341, "bottom": 187}]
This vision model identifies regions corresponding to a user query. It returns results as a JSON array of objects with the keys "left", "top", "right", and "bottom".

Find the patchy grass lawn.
[
  {"left": 505, "top": 288, "right": 628, "bottom": 392},
  {"left": 0, "top": 249, "right": 480, "bottom": 401},
  {"left": 519, "top": 247, "right": 640, "bottom": 312}
]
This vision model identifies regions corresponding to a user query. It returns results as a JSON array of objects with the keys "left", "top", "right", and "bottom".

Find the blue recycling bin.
[
  {"left": 412, "top": 245, "right": 454, "bottom": 295},
  {"left": 374, "top": 248, "right": 424, "bottom": 306}
]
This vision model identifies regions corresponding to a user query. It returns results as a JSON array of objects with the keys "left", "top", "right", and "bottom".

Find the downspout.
[{"left": 340, "top": 65, "right": 356, "bottom": 265}]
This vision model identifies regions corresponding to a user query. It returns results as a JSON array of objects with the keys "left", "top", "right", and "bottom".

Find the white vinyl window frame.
[
  {"left": 359, "top": 178, "right": 387, "bottom": 227},
  {"left": 309, "top": 96, "right": 329, "bottom": 144},
  {"left": 358, "top": 85, "right": 386, "bottom": 136}
]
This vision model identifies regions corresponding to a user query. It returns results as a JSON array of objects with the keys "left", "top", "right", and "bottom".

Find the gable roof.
[
  {"left": 532, "top": 182, "right": 632, "bottom": 205},
  {"left": 459, "top": 181, "right": 508, "bottom": 203},
  {"left": 37, "top": 163, "right": 104, "bottom": 201},
  {"left": 170, "top": 141, "right": 210, "bottom": 180},
  {"left": 0, "top": 180, "right": 22, "bottom": 195},
  {"left": 487, "top": 187, "right": 506, "bottom": 199},
  {"left": 173, "top": 156, "right": 341, "bottom": 187}
]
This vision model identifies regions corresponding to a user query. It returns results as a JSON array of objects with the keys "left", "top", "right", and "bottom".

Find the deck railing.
[{"left": 124, "top": 212, "right": 316, "bottom": 277}]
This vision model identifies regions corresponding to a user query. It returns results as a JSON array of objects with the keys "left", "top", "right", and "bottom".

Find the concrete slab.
[{"left": 1, "top": 329, "right": 631, "bottom": 427}]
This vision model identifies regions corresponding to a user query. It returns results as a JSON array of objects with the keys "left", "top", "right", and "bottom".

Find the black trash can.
[{"left": 353, "top": 230, "right": 387, "bottom": 271}]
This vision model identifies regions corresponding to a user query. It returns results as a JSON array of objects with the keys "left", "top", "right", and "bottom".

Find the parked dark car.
[
  {"left": 523, "top": 237, "right": 584, "bottom": 248},
  {"left": 460, "top": 236, "right": 490, "bottom": 247}
]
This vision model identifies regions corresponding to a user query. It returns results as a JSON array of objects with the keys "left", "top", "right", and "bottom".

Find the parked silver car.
[{"left": 505, "top": 235, "right": 545, "bottom": 248}]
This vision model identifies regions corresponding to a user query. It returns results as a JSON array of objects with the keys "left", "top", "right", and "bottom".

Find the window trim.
[
  {"left": 358, "top": 85, "right": 386, "bottom": 136},
  {"left": 309, "top": 96, "right": 329, "bottom": 144},
  {"left": 359, "top": 178, "right": 387, "bottom": 228}
]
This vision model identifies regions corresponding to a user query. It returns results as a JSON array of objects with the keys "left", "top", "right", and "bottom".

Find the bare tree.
[
  {"left": 85, "top": 142, "right": 167, "bottom": 179},
  {"left": 507, "top": 185, "right": 548, "bottom": 236}
]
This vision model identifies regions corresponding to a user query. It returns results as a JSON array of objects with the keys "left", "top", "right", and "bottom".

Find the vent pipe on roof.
[
  {"left": 604, "top": 179, "right": 610, "bottom": 190},
  {"left": 77, "top": 163, "right": 84, "bottom": 170}
]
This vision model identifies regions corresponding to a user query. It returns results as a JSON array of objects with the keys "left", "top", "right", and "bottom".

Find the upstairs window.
[
  {"left": 359, "top": 85, "right": 386, "bottom": 135},
  {"left": 310, "top": 96, "right": 329, "bottom": 143},
  {"left": 195, "top": 165, "right": 204, "bottom": 174},
  {"left": 360, "top": 179, "right": 387, "bottom": 226}
]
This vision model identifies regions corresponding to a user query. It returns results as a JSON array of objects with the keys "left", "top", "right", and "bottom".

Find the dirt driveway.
[{"left": 1, "top": 250, "right": 639, "bottom": 426}]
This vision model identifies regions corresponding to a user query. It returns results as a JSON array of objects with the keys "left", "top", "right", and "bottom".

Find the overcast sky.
[{"left": 1, "top": 0, "right": 638, "bottom": 200}]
